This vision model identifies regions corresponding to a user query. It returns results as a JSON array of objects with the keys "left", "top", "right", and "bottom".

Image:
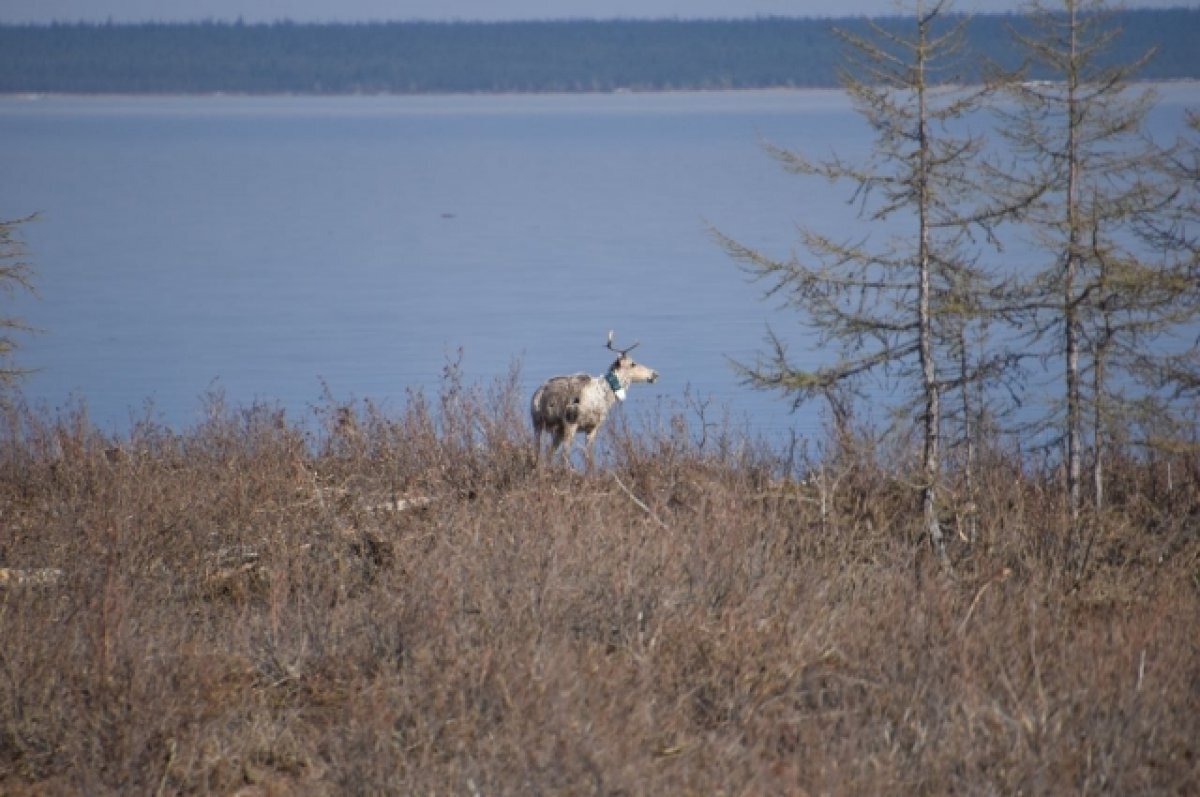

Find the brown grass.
[{"left": 0, "top": 374, "right": 1197, "bottom": 795}]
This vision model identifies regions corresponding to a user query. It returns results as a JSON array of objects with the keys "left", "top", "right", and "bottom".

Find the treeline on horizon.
[{"left": 1, "top": 10, "right": 1198, "bottom": 94}]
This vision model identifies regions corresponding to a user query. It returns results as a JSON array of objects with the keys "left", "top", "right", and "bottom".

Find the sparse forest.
[
  {"left": 0, "top": 1, "right": 1198, "bottom": 794},
  {"left": 0, "top": 9, "right": 1199, "bottom": 94},
  {"left": 721, "top": 0, "right": 1200, "bottom": 551}
]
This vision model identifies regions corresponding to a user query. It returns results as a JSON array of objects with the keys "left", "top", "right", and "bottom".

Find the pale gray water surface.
[{"left": 1, "top": 86, "right": 1196, "bottom": 444}]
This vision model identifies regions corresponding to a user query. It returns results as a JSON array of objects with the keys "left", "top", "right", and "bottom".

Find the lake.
[{"left": 1, "top": 86, "right": 1196, "bottom": 446}]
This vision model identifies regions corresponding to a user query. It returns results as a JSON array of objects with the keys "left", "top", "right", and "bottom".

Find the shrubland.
[{"left": 0, "top": 372, "right": 1196, "bottom": 795}]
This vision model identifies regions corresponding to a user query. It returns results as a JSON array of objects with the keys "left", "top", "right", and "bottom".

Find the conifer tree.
[
  {"left": 1121, "top": 109, "right": 1200, "bottom": 459},
  {"left": 992, "top": 0, "right": 1196, "bottom": 518},
  {"left": 0, "top": 215, "right": 36, "bottom": 391},
  {"left": 718, "top": 1, "right": 1009, "bottom": 552}
]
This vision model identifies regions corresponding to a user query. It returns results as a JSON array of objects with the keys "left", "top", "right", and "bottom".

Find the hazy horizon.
[{"left": 2, "top": 0, "right": 1197, "bottom": 24}]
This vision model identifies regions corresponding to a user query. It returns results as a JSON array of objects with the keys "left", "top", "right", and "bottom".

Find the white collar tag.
[{"left": 614, "top": 386, "right": 627, "bottom": 402}]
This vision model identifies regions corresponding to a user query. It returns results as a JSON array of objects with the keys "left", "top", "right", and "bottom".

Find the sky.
[{"left": 1, "top": 0, "right": 1196, "bottom": 24}]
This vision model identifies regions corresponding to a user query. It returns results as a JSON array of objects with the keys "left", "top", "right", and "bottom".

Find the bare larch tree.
[{"left": 718, "top": 0, "right": 1008, "bottom": 554}]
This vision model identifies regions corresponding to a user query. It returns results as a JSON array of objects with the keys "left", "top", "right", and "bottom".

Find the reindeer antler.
[{"left": 606, "top": 330, "right": 640, "bottom": 356}]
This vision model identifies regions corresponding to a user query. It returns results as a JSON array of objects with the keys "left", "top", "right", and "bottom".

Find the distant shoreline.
[
  {"left": 3, "top": 12, "right": 1197, "bottom": 95},
  {"left": 3, "top": 79, "right": 1198, "bottom": 102}
]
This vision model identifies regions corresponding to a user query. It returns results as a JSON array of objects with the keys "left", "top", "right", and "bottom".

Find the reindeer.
[{"left": 531, "top": 331, "right": 659, "bottom": 468}]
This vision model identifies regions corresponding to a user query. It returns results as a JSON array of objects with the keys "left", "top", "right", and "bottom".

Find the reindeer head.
[{"left": 606, "top": 330, "right": 659, "bottom": 386}]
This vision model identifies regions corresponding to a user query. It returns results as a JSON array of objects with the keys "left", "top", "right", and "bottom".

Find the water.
[{"left": 1, "top": 86, "right": 1196, "bottom": 444}]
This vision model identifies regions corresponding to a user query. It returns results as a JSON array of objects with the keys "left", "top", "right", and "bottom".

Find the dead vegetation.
[{"left": 0, "top": 374, "right": 1197, "bottom": 795}]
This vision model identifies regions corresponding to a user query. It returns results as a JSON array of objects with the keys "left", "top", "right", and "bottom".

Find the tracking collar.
[{"left": 604, "top": 370, "right": 626, "bottom": 401}]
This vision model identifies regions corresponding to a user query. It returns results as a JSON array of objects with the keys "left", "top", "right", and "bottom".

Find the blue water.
[{"left": 1, "top": 86, "right": 1196, "bottom": 444}]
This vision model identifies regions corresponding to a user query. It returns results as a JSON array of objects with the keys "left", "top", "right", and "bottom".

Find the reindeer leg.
[
  {"left": 585, "top": 429, "right": 599, "bottom": 471},
  {"left": 560, "top": 423, "right": 577, "bottom": 468},
  {"left": 548, "top": 425, "right": 565, "bottom": 467}
]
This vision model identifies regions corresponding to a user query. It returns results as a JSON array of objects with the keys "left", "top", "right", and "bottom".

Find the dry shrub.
[{"left": 0, "top": 378, "right": 1196, "bottom": 795}]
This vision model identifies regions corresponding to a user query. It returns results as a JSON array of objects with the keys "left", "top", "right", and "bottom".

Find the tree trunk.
[
  {"left": 916, "top": 34, "right": 943, "bottom": 553},
  {"left": 1065, "top": 0, "right": 1083, "bottom": 524},
  {"left": 1092, "top": 349, "right": 1104, "bottom": 512},
  {"left": 961, "top": 328, "right": 977, "bottom": 541},
  {"left": 1066, "top": 292, "right": 1082, "bottom": 521}
]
